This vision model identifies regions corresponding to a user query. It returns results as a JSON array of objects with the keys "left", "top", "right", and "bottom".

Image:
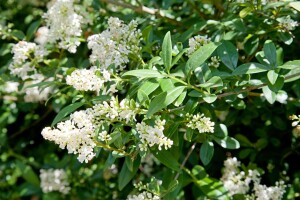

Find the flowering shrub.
[{"left": 1, "top": 0, "right": 300, "bottom": 199}]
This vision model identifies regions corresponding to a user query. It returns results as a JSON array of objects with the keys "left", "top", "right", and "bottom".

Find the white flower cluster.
[
  {"left": 22, "top": 75, "right": 53, "bottom": 103},
  {"left": 136, "top": 118, "right": 173, "bottom": 151},
  {"left": 43, "top": 0, "right": 83, "bottom": 53},
  {"left": 42, "top": 109, "right": 96, "bottom": 163},
  {"left": 188, "top": 35, "right": 211, "bottom": 56},
  {"left": 127, "top": 191, "right": 160, "bottom": 200},
  {"left": 42, "top": 97, "right": 139, "bottom": 162},
  {"left": 92, "top": 97, "right": 139, "bottom": 123},
  {"left": 3, "top": 81, "right": 19, "bottom": 93},
  {"left": 208, "top": 56, "right": 220, "bottom": 68},
  {"left": 39, "top": 168, "right": 70, "bottom": 194},
  {"left": 66, "top": 67, "right": 114, "bottom": 95},
  {"left": 9, "top": 41, "right": 47, "bottom": 80},
  {"left": 277, "top": 15, "right": 298, "bottom": 32},
  {"left": 87, "top": 17, "right": 141, "bottom": 71},
  {"left": 290, "top": 114, "right": 300, "bottom": 128},
  {"left": 221, "top": 157, "right": 286, "bottom": 199},
  {"left": 186, "top": 113, "right": 215, "bottom": 133}
]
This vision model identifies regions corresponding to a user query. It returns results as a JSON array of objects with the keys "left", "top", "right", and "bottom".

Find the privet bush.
[{"left": 1, "top": 0, "right": 300, "bottom": 199}]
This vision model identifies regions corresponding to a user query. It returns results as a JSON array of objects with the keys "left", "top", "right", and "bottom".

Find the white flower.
[
  {"left": 87, "top": 17, "right": 141, "bottom": 71},
  {"left": 188, "top": 35, "right": 211, "bottom": 56},
  {"left": 186, "top": 113, "right": 215, "bottom": 133},
  {"left": 127, "top": 191, "right": 160, "bottom": 200},
  {"left": 9, "top": 41, "right": 47, "bottom": 80},
  {"left": 98, "top": 130, "right": 112, "bottom": 141},
  {"left": 3, "top": 81, "right": 19, "bottom": 93},
  {"left": 254, "top": 181, "right": 286, "bottom": 200},
  {"left": 66, "top": 68, "right": 105, "bottom": 94},
  {"left": 40, "top": 169, "right": 70, "bottom": 194},
  {"left": 136, "top": 118, "right": 173, "bottom": 151},
  {"left": 43, "top": 0, "right": 83, "bottom": 53},
  {"left": 277, "top": 15, "right": 298, "bottom": 32},
  {"left": 35, "top": 26, "right": 49, "bottom": 45}
]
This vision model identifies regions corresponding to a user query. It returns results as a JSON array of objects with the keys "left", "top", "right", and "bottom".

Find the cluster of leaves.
[{"left": 1, "top": 0, "right": 300, "bottom": 199}]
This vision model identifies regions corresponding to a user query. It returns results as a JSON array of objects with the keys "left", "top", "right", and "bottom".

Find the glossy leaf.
[
  {"left": 152, "top": 149, "right": 180, "bottom": 171},
  {"left": 51, "top": 102, "right": 85, "bottom": 126},
  {"left": 147, "top": 86, "right": 186, "bottom": 117},
  {"left": 186, "top": 43, "right": 219, "bottom": 75},
  {"left": 214, "top": 136, "right": 240, "bottom": 149},
  {"left": 162, "top": 31, "right": 172, "bottom": 71},
  {"left": 196, "top": 177, "right": 229, "bottom": 199},
  {"left": 199, "top": 76, "right": 223, "bottom": 88},
  {"left": 217, "top": 41, "right": 238, "bottom": 71},
  {"left": 122, "top": 69, "right": 165, "bottom": 79},
  {"left": 262, "top": 86, "right": 276, "bottom": 104},
  {"left": 267, "top": 70, "right": 278, "bottom": 85},
  {"left": 263, "top": 40, "right": 277, "bottom": 69},
  {"left": 232, "top": 63, "right": 268, "bottom": 75},
  {"left": 200, "top": 141, "right": 214, "bottom": 165},
  {"left": 118, "top": 157, "right": 141, "bottom": 190}
]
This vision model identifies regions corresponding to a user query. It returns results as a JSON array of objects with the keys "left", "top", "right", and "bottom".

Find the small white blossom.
[
  {"left": 186, "top": 113, "right": 215, "bottom": 133},
  {"left": 9, "top": 41, "right": 47, "bottom": 80},
  {"left": 87, "top": 17, "right": 141, "bottom": 71},
  {"left": 136, "top": 118, "right": 173, "bottom": 151},
  {"left": 127, "top": 191, "right": 160, "bottom": 200},
  {"left": 3, "top": 81, "right": 19, "bottom": 93},
  {"left": 254, "top": 181, "right": 286, "bottom": 200},
  {"left": 188, "top": 35, "right": 211, "bottom": 56},
  {"left": 43, "top": 0, "right": 83, "bottom": 53},
  {"left": 35, "top": 26, "right": 49, "bottom": 45},
  {"left": 98, "top": 130, "right": 112, "bottom": 141},
  {"left": 277, "top": 15, "right": 298, "bottom": 32},
  {"left": 40, "top": 169, "right": 70, "bottom": 194}
]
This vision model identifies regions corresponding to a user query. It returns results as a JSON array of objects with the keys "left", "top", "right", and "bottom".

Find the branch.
[
  {"left": 100, "top": 0, "right": 182, "bottom": 26},
  {"left": 174, "top": 142, "right": 196, "bottom": 180}
]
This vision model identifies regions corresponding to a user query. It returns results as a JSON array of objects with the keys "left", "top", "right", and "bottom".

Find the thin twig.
[
  {"left": 174, "top": 142, "right": 196, "bottom": 180},
  {"left": 100, "top": 0, "right": 182, "bottom": 26}
]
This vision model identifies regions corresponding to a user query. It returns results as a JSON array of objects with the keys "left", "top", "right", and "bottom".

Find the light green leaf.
[
  {"left": 171, "top": 48, "right": 189, "bottom": 67},
  {"left": 147, "top": 86, "right": 186, "bottom": 117},
  {"left": 217, "top": 41, "right": 238, "bottom": 71},
  {"left": 138, "top": 80, "right": 160, "bottom": 95},
  {"left": 51, "top": 102, "right": 85, "bottom": 126},
  {"left": 159, "top": 78, "right": 174, "bottom": 91},
  {"left": 284, "top": 67, "right": 300, "bottom": 82},
  {"left": 16, "top": 161, "right": 40, "bottom": 187},
  {"left": 186, "top": 43, "right": 219, "bottom": 74},
  {"left": 199, "top": 76, "right": 223, "bottom": 88},
  {"left": 263, "top": 40, "right": 277, "bottom": 69},
  {"left": 213, "top": 124, "right": 228, "bottom": 139},
  {"left": 233, "top": 63, "right": 268, "bottom": 75},
  {"left": 200, "top": 141, "right": 214, "bottom": 165},
  {"left": 203, "top": 94, "right": 217, "bottom": 103},
  {"left": 278, "top": 60, "right": 300, "bottom": 69},
  {"left": 239, "top": 7, "right": 253, "bottom": 18},
  {"left": 174, "top": 90, "right": 187, "bottom": 106},
  {"left": 185, "top": 128, "right": 194, "bottom": 142},
  {"left": 122, "top": 69, "right": 165, "bottom": 79},
  {"left": 214, "top": 136, "right": 240, "bottom": 149},
  {"left": 262, "top": 86, "right": 276, "bottom": 104},
  {"left": 196, "top": 177, "right": 229, "bottom": 199},
  {"left": 162, "top": 31, "right": 172, "bottom": 70},
  {"left": 267, "top": 70, "right": 278, "bottom": 85},
  {"left": 289, "top": 2, "right": 300, "bottom": 12},
  {"left": 118, "top": 157, "right": 141, "bottom": 190}
]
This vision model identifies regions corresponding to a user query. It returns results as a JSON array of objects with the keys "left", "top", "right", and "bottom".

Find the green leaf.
[
  {"left": 151, "top": 149, "right": 180, "bottom": 171},
  {"left": 91, "top": 95, "right": 111, "bottom": 102},
  {"left": 11, "top": 30, "right": 25, "bottom": 40},
  {"left": 278, "top": 60, "right": 300, "bottom": 69},
  {"left": 51, "top": 102, "right": 85, "bottom": 126},
  {"left": 268, "top": 75, "right": 284, "bottom": 92},
  {"left": 16, "top": 161, "right": 40, "bottom": 187},
  {"left": 262, "top": 86, "right": 276, "bottom": 104},
  {"left": 217, "top": 41, "right": 238, "bottom": 71},
  {"left": 195, "top": 64, "right": 212, "bottom": 84},
  {"left": 122, "top": 69, "right": 165, "bottom": 79},
  {"left": 203, "top": 94, "right": 217, "bottom": 103},
  {"left": 214, "top": 136, "right": 240, "bottom": 149},
  {"left": 232, "top": 63, "right": 268, "bottom": 75},
  {"left": 26, "top": 20, "right": 41, "bottom": 40},
  {"left": 171, "top": 48, "right": 188, "bottom": 67},
  {"left": 289, "top": 2, "right": 300, "bottom": 12},
  {"left": 267, "top": 70, "right": 278, "bottom": 85},
  {"left": 185, "top": 128, "right": 194, "bottom": 142},
  {"left": 214, "top": 124, "right": 228, "bottom": 139},
  {"left": 192, "top": 165, "right": 207, "bottom": 180},
  {"left": 24, "top": 81, "right": 55, "bottom": 89},
  {"left": 199, "top": 76, "right": 223, "bottom": 88},
  {"left": 263, "top": 40, "right": 277, "bottom": 69},
  {"left": 284, "top": 66, "right": 300, "bottom": 82},
  {"left": 200, "top": 141, "right": 214, "bottom": 165},
  {"left": 174, "top": 90, "right": 187, "bottom": 106},
  {"left": 118, "top": 157, "right": 141, "bottom": 190},
  {"left": 138, "top": 80, "right": 160, "bottom": 95},
  {"left": 162, "top": 31, "right": 172, "bottom": 71},
  {"left": 147, "top": 86, "right": 186, "bottom": 117},
  {"left": 196, "top": 177, "right": 229, "bottom": 199},
  {"left": 239, "top": 7, "right": 253, "bottom": 18},
  {"left": 186, "top": 43, "right": 219, "bottom": 75},
  {"left": 244, "top": 36, "right": 259, "bottom": 55},
  {"left": 159, "top": 78, "right": 174, "bottom": 91},
  {"left": 125, "top": 156, "right": 134, "bottom": 172}
]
